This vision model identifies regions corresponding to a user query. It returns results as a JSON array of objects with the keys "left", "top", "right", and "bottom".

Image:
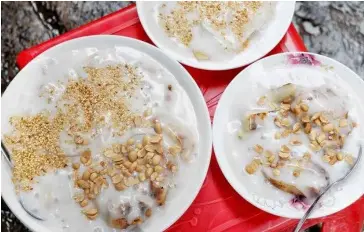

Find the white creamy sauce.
[
  {"left": 12, "top": 47, "right": 199, "bottom": 231},
  {"left": 155, "top": 1, "right": 276, "bottom": 61},
  {"left": 225, "top": 64, "right": 362, "bottom": 205}
]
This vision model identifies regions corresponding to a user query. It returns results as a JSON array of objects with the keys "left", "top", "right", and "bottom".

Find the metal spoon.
[
  {"left": 294, "top": 145, "right": 362, "bottom": 232},
  {"left": 1, "top": 141, "right": 45, "bottom": 221}
]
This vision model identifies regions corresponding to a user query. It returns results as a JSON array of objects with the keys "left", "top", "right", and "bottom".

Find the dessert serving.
[
  {"left": 213, "top": 53, "right": 364, "bottom": 218},
  {"left": 2, "top": 44, "right": 201, "bottom": 231},
  {"left": 156, "top": 1, "right": 276, "bottom": 61},
  {"left": 137, "top": 1, "right": 295, "bottom": 70}
]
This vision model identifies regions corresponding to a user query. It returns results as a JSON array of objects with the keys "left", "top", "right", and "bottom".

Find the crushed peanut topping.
[{"left": 244, "top": 83, "right": 359, "bottom": 177}]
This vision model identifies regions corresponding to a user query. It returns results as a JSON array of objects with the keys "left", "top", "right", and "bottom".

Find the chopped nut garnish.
[
  {"left": 336, "top": 152, "right": 344, "bottom": 161},
  {"left": 82, "top": 208, "right": 98, "bottom": 220},
  {"left": 274, "top": 131, "right": 281, "bottom": 140},
  {"left": 80, "top": 199, "right": 88, "bottom": 207},
  {"left": 253, "top": 144, "right": 264, "bottom": 154},
  {"left": 280, "top": 103, "right": 291, "bottom": 111},
  {"left": 344, "top": 155, "right": 354, "bottom": 165},
  {"left": 309, "top": 130, "right": 317, "bottom": 141},
  {"left": 303, "top": 123, "right": 312, "bottom": 134},
  {"left": 280, "top": 145, "right": 291, "bottom": 153},
  {"left": 325, "top": 149, "right": 336, "bottom": 157},
  {"left": 290, "top": 139, "right": 302, "bottom": 146},
  {"left": 267, "top": 155, "right": 275, "bottom": 163},
  {"left": 311, "top": 112, "right": 321, "bottom": 121},
  {"left": 154, "top": 121, "right": 162, "bottom": 134},
  {"left": 245, "top": 159, "right": 261, "bottom": 174},
  {"left": 281, "top": 129, "right": 291, "bottom": 138},
  {"left": 314, "top": 118, "right": 322, "bottom": 126},
  {"left": 128, "top": 151, "right": 138, "bottom": 162},
  {"left": 257, "top": 96, "right": 266, "bottom": 106},
  {"left": 278, "top": 151, "right": 290, "bottom": 160},
  {"left": 237, "top": 130, "right": 244, "bottom": 139},
  {"left": 265, "top": 150, "right": 274, "bottom": 158},
  {"left": 115, "top": 182, "right": 127, "bottom": 191},
  {"left": 301, "top": 114, "right": 310, "bottom": 123},
  {"left": 316, "top": 133, "right": 326, "bottom": 145},
  {"left": 329, "top": 155, "right": 338, "bottom": 165},
  {"left": 339, "top": 119, "right": 348, "bottom": 127},
  {"left": 274, "top": 117, "right": 282, "bottom": 128},
  {"left": 319, "top": 114, "right": 329, "bottom": 124},
  {"left": 292, "top": 105, "right": 301, "bottom": 116},
  {"left": 292, "top": 123, "right": 301, "bottom": 133},
  {"left": 280, "top": 109, "right": 289, "bottom": 118},
  {"left": 310, "top": 141, "right": 321, "bottom": 152},
  {"left": 127, "top": 138, "right": 135, "bottom": 146},
  {"left": 82, "top": 169, "right": 91, "bottom": 181},
  {"left": 300, "top": 103, "right": 309, "bottom": 112},
  {"left": 281, "top": 118, "right": 291, "bottom": 127},
  {"left": 322, "top": 155, "right": 331, "bottom": 163},
  {"left": 112, "top": 175, "right": 122, "bottom": 184},
  {"left": 152, "top": 155, "right": 162, "bottom": 165},
  {"left": 150, "top": 135, "right": 162, "bottom": 144},
  {"left": 72, "top": 163, "right": 80, "bottom": 170},
  {"left": 131, "top": 217, "right": 143, "bottom": 225},
  {"left": 145, "top": 208, "right": 152, "bottom": 217},
  {"left": 169, "top": 145, "right": 182, "bottom": 155},
  {"left": 293, "top": 169, "right": 301, "bottom": 177},
  {"left": 77, "top": 179, "right": 90, "bottom": 189},
  {"left": 73, "top": 193, "right": 85, "bottom": 203},
  {"left": 273, "top": 169, "right": 280, "bottom": 176},
  {"left": 303, "top": 152, "right": 311, "bottom": 161},
  {"left": 110, "top": 218, "right": 128, "bottom": 229},
  {"left": 322, "top": 123, "right": 334, "bottom": 132}
]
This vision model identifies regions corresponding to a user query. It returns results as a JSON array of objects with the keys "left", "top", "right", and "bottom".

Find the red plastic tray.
[{"left": 16, "top": 4, "right": 364, "bottom": 232}]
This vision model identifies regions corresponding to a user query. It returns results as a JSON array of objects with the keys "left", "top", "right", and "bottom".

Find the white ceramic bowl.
[
  {"left": 1, "top": 35, "right": 212, "bottom": 232},
  {"left": 213, "top": 52, "right": 364, "bottom": 218},
  {"left": 137, "top": 1, "right": 295, "bottom": 70}
]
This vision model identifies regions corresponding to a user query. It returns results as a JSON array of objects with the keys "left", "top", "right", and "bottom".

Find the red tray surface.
[{"left": 16, "top": 4, "right": 364, "bottom": 232}]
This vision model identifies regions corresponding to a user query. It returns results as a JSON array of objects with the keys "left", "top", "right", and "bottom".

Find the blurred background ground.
[{"left": 1, "top": 1, "right": 364, "bottom": 231}]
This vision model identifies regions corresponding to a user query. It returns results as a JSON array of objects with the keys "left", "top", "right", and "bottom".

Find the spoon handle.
[
  {"left": 294, "top": 145, "right": 362, "bottom": 232},
  {"left": 1, "top": 141, "right": 13, "bottom": 168},
  {"left": 293, "top": 183, "right": 332, "bottom": 232}
]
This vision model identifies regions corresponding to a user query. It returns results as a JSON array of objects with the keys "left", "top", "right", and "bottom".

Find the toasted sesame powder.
[
  {"left": 60, "top": 64, "right": 142, "bottom": 137},
  {"left": 159, "top": 3, "right": 196, "bottom": 46},
  {"left": 4, "top": 112, "right": 68, "bottom": 191}
]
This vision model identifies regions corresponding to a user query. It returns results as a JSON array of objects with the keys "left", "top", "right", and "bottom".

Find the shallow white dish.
[
  {"left": 213, "top": 52, "right": 364, "bottom": 218},
  {"left": 1, "top": 35, "right": 212, "bottom": 232},
  {"left": 137, "top": 1, "right": 295, "bottom": 71}
]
